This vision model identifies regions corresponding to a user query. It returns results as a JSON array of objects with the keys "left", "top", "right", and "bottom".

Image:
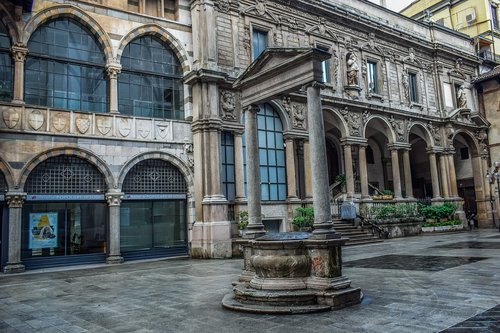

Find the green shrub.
[
  {"left": 292, "top": 207, "right": 314, "bottom": 229},
  {"left": 418, "top": 202, "right": 457, "bottom": 222},
  {"left": 238, "top": 211, "right": 248, "bottom": 230}
]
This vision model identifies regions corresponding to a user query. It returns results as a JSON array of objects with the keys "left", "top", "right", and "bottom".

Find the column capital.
[
  {"left": 387, "top": 143, "right": 411, "bottom": 151},
  {"left": 302, "top": 81, "right": 326, "bottom": 90},
  {"left": 11, "top": 44, "right": 28, "bottom": 63},
  {"left": 106, "top": 63, "right": 122, "bottom": 79},
  {"left": 106, "top": 192, "right": 124, "bottom": 206},
  {"left": 6, "top": 192, "right": 26, "bottom": 208},
  {"left": 243, "top": 104, "right": 260, "bottom": 114},
  {"left": 340, "top": 137, "right": 367, "bottom": 146}
]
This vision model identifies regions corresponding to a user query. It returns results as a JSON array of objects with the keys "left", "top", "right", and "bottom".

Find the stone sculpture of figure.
[
  {"left": 402, "top": 71, "right": 409, "bottom": 101},
  {"left": 458, "top": 85, "right": 467, "bottom": 109},
  {"left": 346, "top": 52, "right": 359, "bottom": 86}
]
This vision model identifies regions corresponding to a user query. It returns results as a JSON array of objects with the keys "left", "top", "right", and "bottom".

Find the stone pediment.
[
  {"left": 447, "top": 108, "right": 473, "bottom": 124},
  {"left": 470, "top": 113, "right": 490, "bottom": 127},
  {"left": 233, "top": 48, "right": 330, "bottom": 107},
  {"left": 242, "top": 1, "right": 279, "bottom": 23}
]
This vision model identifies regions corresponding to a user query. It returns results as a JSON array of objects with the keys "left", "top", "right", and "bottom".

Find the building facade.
[
  {"left": 0, "top": 0, "right": 493, "bottom": 273},
  {"left": 401, "top": 0, "right": 500, "bottom": 72}
]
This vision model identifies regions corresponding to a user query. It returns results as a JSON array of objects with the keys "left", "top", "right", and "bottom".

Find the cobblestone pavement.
[{"left": 1, "top": 229, "right": 499, "bottom": 333}]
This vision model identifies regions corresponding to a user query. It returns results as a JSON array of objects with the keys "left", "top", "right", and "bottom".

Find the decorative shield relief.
[
  {"left": 52, "top": 113, "right": 67, "bottom": 132},
  {"left": 2, "top": 108, "right": 19, "bottom": 129},
  {"left": 137, "top": 120, "right": 151, "bottom": 139},
  {"left": 28, "top": 109, "right": 44, "bottom": 130},
  {"left": 75, "top": 115, "right": 91, "bottom": 134},
  {"left": 96, "top": 117, "right": 112, "bottom": 135},
  {"left": 118, "top": 118, "right": 131, "bottom": 137},
  {"left": 156, "top": 122, "right": 170, "bottom": 140}
]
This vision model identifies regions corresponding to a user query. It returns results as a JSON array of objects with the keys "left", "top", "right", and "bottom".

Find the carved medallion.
[
  {"left": 118, "top": 118, "right": 131, "bottom": 137},
  {"left": 2, "top": 108, "right": 20, "bottom": 129},
  {"left": 75, "top": 115, "right": 91, "bottom": 134},
  {"left": 220, "top": 90, "right": 236, "bottom": 121},
  {"left": 156, "top": 122, "right": 170, "bottom": 140},
  {"left": 28, "top": 109, "right": 44, "bottom": 130},
  {"left": 96, "top": 117, "right": 112, "bottom": 135},
  {"left": 255, "top": 0, "right": 266, "bottom": 16},
  {"left": 52, "top": 112, "right": 67, "bottom": 132}
]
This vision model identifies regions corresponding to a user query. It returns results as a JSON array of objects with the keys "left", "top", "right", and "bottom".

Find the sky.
[{"left": 368, "top": 0, "right": 416, "bottom": 13}]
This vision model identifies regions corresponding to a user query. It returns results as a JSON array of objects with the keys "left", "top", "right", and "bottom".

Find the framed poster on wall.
[{"left": 29, "top": 212, "right": 58, "bottom": 249}]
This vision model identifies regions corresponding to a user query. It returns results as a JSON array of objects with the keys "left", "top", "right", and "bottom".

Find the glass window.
[
  {"left": 0, "top": 21, "right": 12, "bottom": 101},
  {"left": 22, "top": 202, "right": 108, "bottom": 259},
  {"left": 119, "top": 35, "right": 184, "bottom": 119},
  {"left": 408, "top": 72, "right": 418, "bottom": 103},
  {"left": 367, "top": 61, "right": 378, "bottom": 93},
  {"left": 243, "top": 104, "right": 287, "bottom": 201},
  {"left": 221, "top": 132, "right": 236, "bottom": 201},
  {"left": 318, "top": 46, "right": 331, "bottom": 83},
  {"left": 252, "top": 28, "right": 268, "bottom": 60},
  {"left": 492, "top": 5, "right": 499, "bottom": 29},
  {"left": 25, "top": 18, "right": 107, "bottom": 112},
  {"left": 120, "top": 201, "right": 186, "bottom": 252}
]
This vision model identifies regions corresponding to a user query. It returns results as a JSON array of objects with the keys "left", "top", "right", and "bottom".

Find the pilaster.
[{"left": 3, "top": 192, "right": 26, "bottom": 274}]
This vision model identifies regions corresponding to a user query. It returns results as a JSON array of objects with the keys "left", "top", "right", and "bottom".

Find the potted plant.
[
  {"left": 238, "top": 211, "right": 248, "bottom": 236},
  {"left": 292, "top": 207, "right": 314, "bottom": 232},
  {"left": 382, "top": 190, "right": 393, "bottom": 200}
]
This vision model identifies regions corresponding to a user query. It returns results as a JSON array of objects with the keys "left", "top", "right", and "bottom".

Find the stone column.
[
  {"left": 439, "top": 154, "right": 450, "bottom": 199},
  {"left": 11, "top": 45, "right": 28, "bottom": 104},
  {"left": 3, "top": 192, "right": 26, "bottom": 273},
  {"left": 106, "top": 191, "right": 124, "bottom": 264},
  {"left": 390, "top": 148, "right": 402, "bottom": 199},
  {"left": 285, "top": 137, "right": 298, "bottom": 200},
  {"left": 402, "top": 149, "right": 414, "bottom": 199},
  {"left": 306, "top": 83, "right": 337, "bottom": 238},
  {"left": 358, "top": 145, "right": 370, "bottom": 199},
  {"left": 106, "top": 63, "right": 121, "bottom": 113},
  {"left": 343, "top": 144, "right": 355, "bottom": 198},
  {"left": 234, "top": 130, "right": 246, "bottom": 202},
  {"left": 243, "top": 105, "right": 265, "bottom": 237},
  {"left": 303, "top": 140, "right": 313, "bottom": 199},
  {"left": 447, "top": 153, "right": 459, "bottom": 197},
  {"left": 428, "top": 151, "right": 441, "bottom": 199}
]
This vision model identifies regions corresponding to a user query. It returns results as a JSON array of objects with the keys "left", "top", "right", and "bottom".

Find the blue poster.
[{"left": 29, "top": 213, "right": 58, "bottom": 249}]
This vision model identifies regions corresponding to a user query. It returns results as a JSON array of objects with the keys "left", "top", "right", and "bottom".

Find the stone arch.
[
  {"left": 363, "top": 115, "right": 396, "bottom": 144},
  {"left": 117, "top": 152, "right": 194, "bottom": 194},
  {"left": 408, "top": 122, "right": 434, "bottom": 147},
  {"left": 22, "top": 4, "right": 113, "bottom": 63},
  {"left": 450, "top": 129, "right": 480, "bottom": 157},
  {"left": 323, "top": 107, "right": 349, "bottom": 138},
  {"left": 0, "top": 156, "right": 15, "bottom": 191},
  {"left": 18, "top": 147, "right": 115, "bottom": 191},
  {"left": 116, "top": 24, "right": 191, "bottom": 74},
  {"left": 0, "top": 4, "right": 20, "bottom": 44},
  {"left": 266, "top": 100, "right": 291, "bottom": 132}
]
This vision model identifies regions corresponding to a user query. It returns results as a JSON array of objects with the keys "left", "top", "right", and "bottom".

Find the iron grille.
[
  {"left": 122, "top": 159, "right": 187, "bottom": 194},
  {"left": 25, "top": 156, "right": 107, "bottom": 194}
]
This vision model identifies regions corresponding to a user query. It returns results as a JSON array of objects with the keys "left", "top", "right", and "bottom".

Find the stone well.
[{"left": 222, "top": 232, "right": 362, "bottom": 314}]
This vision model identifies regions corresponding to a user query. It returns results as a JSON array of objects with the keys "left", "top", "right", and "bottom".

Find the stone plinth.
[{"left": 222, "top": 232, "right": 361, "bottom": 314}]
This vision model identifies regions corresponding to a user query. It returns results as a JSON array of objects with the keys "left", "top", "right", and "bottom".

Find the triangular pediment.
[
  {"left": 471, "top": 113, "right": 490, "bottom": 127},
  {"left": 242, "top": 3, "right": 278, "bottom": 23}
]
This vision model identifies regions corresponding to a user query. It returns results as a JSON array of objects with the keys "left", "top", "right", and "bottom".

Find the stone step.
[{"left": 331, "top": 220, "right": 383, "bottom": 246}]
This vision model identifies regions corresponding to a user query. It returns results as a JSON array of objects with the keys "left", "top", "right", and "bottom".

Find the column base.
[
  {"left": 106, "top": 255, "right": 124, "bottom": 264},
  {"left": 3, "top": 263, "right": 25, "bottom": 274}
]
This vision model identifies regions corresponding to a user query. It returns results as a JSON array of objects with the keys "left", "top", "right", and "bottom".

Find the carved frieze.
[
  {"left": 291, "top": 103, "right": 306, "bottom": 129},
  {"left": 96, "top": 116, "right": 112, "bottom": 136},
  {"left": 282, "top": 96, "right": 291, "bottom": 115},
  {"left": 214, "top": 0, "right": 231, "bottom": 12},
  {"left": 2, "top": 108, "right": 20, "bottom": 129},
  {"left": 220, "top": 90, "right": 237, "bottom": 121},
  {"left": 118, "top": 118, "right": 131, "bottom": 137},
  {"left": 137, "top": 120, "right": 151, "bottom": 139},
  {"left": 184, "top": 142, "right": 194, "bottom": 170},
  {"left": 52, "top": 112, "right": 68, "bottom": 132},
  {"left": 156, "top": 121, "right": 171, "bottom": 140},
  {"left": 388, "top": 115, "right": 407, "bottom": 142},
  {"left": 28, "top": 109, "right": 45, "bottom": 131},
  {"left": 427, "top": 122, "right": 441, "bottom": 145},
  {"left": 340, "top": 107, "right": 362, "bottom": 137}
]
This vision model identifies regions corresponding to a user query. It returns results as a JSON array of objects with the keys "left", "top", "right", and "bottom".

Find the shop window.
[
  {"left": 252, "top": 28, "right": 268, "bottom": 60},
  {"left": 221, "top": 131, "right": 236, "bottom": 201},
  {"left": 0, "top": 21, "right": 12, "bottom": 102},
  {"left": 243, "top": 104, "right": 287, "bottom": 201},
  {"left": 119, "top": 35, "right": 184, "bottom": 119},
  {"left": 408, "top": 72, "right": 418, "bottom": 103},
  {"left": 25, "top": 18, "right": 107, "bottom": 112},
  {"left": 367, "top": 61, "right": 378, "bottom": 94}
]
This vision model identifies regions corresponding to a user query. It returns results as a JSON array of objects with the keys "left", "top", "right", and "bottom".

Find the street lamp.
[{"left": 486, "top": 161, "right": 500, "bottom": 231}]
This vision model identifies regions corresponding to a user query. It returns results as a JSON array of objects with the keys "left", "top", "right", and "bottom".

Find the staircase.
[{"left": 333, "top": 218, "right": 384, "bottom": 246}]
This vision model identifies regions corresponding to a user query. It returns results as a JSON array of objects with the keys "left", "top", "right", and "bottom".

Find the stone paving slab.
[{"left": 1, "top": 230, "right": 500, "bottom": 332}]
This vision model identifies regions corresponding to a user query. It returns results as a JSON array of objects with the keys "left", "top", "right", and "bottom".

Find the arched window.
[
  {"left": 119, "top": 35, "right": 184, "bottom": 120},
  {"left": 0, "top": 21, "right": 12, "bottom": 101},
  {"left": 244, "top": 104, "right": 287, "bottom": 201},
  {"left": 25, "top": 18, "right": 107, "bottom": 112}
]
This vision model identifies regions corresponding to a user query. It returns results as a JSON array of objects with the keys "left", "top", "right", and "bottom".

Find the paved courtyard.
[{"left": 1, "top": 229, "right": 499, "bottom": 333}]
